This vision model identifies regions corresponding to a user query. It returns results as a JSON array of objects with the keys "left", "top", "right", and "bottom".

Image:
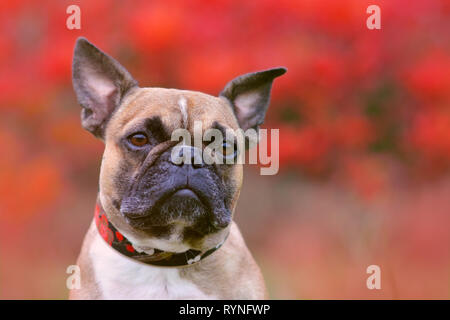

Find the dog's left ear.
[
  {"left": 72, "top": 37, "right": 138, "bottom": 139},
  {"left": 219, "top": 67, "right": 287, "bottom": 131}
]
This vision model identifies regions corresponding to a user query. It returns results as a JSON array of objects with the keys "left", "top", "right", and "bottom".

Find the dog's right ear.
[{"left": 72, "top": 37, "right": 138, "bottom": 138}]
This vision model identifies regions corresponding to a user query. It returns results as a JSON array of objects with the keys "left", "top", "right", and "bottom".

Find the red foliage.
[
  {"left": 0, "top": 0, "right": 449, "bottom": 299},
  {"left": 0, "top": 0, "right": 447, "bottom": 215}
]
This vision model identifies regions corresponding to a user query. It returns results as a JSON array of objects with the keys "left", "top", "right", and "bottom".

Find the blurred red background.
[{"left": 0, "top": 0, "right": 449, "bottom": 299}]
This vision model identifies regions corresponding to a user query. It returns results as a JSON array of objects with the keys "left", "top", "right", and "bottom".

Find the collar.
[{"left": 94, "top": 201, "right": 227, "bottom": 267}]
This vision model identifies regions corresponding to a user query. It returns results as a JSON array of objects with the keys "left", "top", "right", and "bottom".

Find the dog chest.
[{"left": 89, "top": 232, "right": 216, "bottom": 299}]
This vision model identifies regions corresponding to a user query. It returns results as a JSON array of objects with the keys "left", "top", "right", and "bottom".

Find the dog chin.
[
  {"left": 158, "top": 190, "right": 209, "bottom": 226},
  {"left": 128, "top": 226, "right": 228, "bottom": 254},
  {"left": 132, "top": 237, "right": 192, "bottom": 254}
]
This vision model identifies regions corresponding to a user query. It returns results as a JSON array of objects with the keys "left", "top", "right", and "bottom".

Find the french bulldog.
[{"left": 69, "top": 37, "right": 286, "bottom": 299}]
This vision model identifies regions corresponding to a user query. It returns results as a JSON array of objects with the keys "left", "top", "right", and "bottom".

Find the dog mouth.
[{"left": 121, "top": 186, "right": 229, "bottom": 235}]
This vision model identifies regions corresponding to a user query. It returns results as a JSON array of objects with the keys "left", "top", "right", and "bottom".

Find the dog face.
[{"left": 72, "top": 37, "right": 285, "bottom": 253}]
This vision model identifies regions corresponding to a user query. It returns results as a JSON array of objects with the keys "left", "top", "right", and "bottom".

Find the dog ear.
[
  {"left": 219, "top": 67, "right": 287, "bottom": 131},
  {"left": 72, "top": 37, "right": 138, "bottom": 138}
]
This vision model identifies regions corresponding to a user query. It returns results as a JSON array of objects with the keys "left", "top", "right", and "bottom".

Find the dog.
[{"left": 69, "top": 37, "right": 286, "bottom": 299}]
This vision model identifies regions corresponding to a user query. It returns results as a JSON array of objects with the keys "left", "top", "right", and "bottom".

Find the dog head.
[{"left": 72, "top": 37, "right": 285, "bottom": 254}]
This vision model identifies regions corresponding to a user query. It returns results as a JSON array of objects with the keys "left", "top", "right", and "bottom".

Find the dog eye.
[
  {"left": 221, "top": 141, "right": 237, "bottom": 159},
  {"left": 128, "top": 133, "right": 149, "bottom": 147}
]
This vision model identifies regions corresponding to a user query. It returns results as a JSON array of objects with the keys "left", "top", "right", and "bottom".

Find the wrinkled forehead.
[{"left": 106, "top": 87, "right": 239, "bottom": 139}]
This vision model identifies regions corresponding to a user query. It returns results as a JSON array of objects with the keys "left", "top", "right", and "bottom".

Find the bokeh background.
[{"left": 1, "top": 0, "right": 449, "bottom": 299}]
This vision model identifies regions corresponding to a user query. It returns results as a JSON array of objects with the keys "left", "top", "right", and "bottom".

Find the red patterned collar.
[{"left": 94, "top": 201, "right": 227, "bottom": 267}]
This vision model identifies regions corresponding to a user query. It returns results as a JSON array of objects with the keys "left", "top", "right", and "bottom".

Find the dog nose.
[{"left": 170, "top": 145, "right": 203, "bottom": 168}]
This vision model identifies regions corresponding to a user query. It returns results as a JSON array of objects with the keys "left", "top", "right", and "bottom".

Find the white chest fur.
[{"left": 89, "top": 231, "right": 216, "bottom": 300}]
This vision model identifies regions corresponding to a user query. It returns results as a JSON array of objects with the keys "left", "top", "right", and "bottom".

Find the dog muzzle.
[{"left": 94, "top": 201, "right": 228, "bottom": 267}]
